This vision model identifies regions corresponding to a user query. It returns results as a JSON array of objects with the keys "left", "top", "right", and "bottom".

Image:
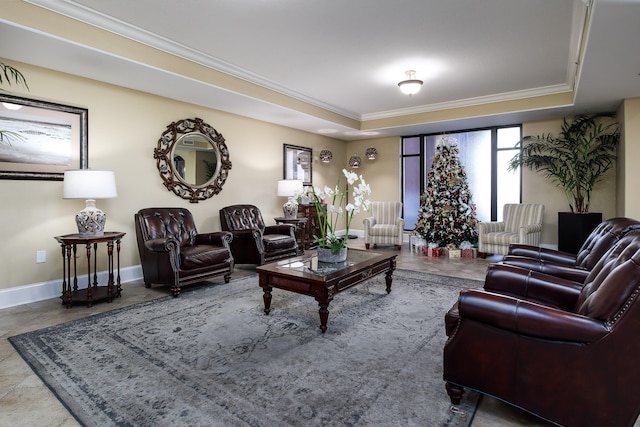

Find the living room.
[
  {"left": 1, "top": 0, "right": 639, "bottom": 307},
  {"left": 1, "top": 1, "right": 640, "bottom": 425}
]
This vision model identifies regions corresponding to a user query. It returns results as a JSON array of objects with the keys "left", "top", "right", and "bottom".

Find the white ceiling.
[{"left": 1, "top": 0, "right": 639, "bottom": 140}]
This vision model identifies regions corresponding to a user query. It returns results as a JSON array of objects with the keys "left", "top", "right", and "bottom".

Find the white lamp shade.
[
  {"left": 63, "top": 170, "right": 118, "bottom": 199},
  {"left": 277, "top": 179, "right": 303, "bottom": 197}
]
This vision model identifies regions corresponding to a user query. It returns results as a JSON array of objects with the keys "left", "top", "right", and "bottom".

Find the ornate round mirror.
[{"left": 155, "top": 118, "right": 232, "bottom": 203}]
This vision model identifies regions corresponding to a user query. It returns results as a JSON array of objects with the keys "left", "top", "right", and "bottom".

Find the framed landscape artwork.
[
  {"left": 283, "top": 144, "right": 312, "bottom": 186},
  {"left": 0, "top": 93, "right": 88, "bottom": 180}
]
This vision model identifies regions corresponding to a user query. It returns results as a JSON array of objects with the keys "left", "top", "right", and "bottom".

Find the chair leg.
[{"left": 445, "top": 381, "right": 464, "bottom": 404}]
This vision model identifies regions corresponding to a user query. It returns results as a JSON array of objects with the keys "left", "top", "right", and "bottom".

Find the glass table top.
[{"left": 274, "top": 249, "right": 383, "bottom": 277}]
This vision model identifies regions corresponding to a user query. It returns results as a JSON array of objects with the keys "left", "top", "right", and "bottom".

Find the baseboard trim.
[
  {"left": 0, "top": 265, "right": 143, "bottom": 310},
  {"left": 1, "top": 234, "right": 419, "bottom": 310}
]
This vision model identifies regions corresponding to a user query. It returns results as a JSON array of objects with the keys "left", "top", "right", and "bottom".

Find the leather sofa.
[
  {"left": 134, "top": 208, "right": 234, "bottom": 297},
  {"left": 219, "top": 204, "right": 299, "bottom": 265},
  {"left": 502, "top": 217, "right": 640, "bottom": 282},
  {"left": 443, "top": 228, "right": 640, "bottom": 427}
]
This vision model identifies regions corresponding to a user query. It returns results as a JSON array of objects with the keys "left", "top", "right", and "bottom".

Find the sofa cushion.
[
  {"left": 263, "top": 234, "right": 296, "bottom": 251},
  {"left": 180, "top": 245, "right": 231, "bottom": 269},
  {"left": 370, "top": 224, "right": 399, "bottom": 237}
]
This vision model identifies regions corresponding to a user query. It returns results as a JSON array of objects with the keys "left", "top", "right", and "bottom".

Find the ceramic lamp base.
[
  {"left": 283, "top": 202, "right": 298, "bottom": 219},
  {"left": 75, "top": 199, "right": 107, "bottom": 237}
]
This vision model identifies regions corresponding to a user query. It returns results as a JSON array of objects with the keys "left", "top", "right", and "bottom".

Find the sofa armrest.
[
  {"left": 484, "top": 263, "right": 582, "bottom": 310},
  {"left": 144, "top": 237, "right": 179, "bottom": 253},
  {"left": 195, "top": 231, "right": 233, "bottom": 247},
  {"left": 519, "top": 223, "right": 542, "bottom": 239},
  {"left": 458, "top": 289, "right": 608, "bottom": 343},
  {"left": 508, "top": 244, "right": 577, "bottom": 265},
  {"left": 501, "top": 256, "right": 590, "bottom": 283},
  {"left": 264, "top": 224, "right": 295, "bottom": 237},
  {"left": 363, "top": 216, "right": 376, "bottom": 227},
  {"left": 478, "top": 221, "right": 505, "bottom": 233}
]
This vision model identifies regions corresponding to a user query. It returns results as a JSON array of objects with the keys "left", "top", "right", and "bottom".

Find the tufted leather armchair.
[
  {"left": 219, "top": 204, "right": 299, "bottom": 265},
  {"left": 501, "top": 217, "right": 640, "bottom": 282},
  {"left": 134, "top": 208, "right": 234, "bottom": 297},
  {"left": 444, "top": 228, "right": 640, "bottom": 427}
]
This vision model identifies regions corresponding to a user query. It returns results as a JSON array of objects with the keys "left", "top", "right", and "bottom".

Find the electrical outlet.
[{"left": 36, "top": 250, "right": 46, "bottom": 263}]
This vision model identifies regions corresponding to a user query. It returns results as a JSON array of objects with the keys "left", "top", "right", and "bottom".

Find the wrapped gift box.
[
  {"left": 447, "top": 249, "right": 461, "bottom": 258},
  {"left": 423, "top": 247, "right": 442, "bottom": 257},
  {"left": 461, "top": 248, "right": 477, "bottom": 258},
  {"left": 410, "top": 236, "right": 427, "bottom": 253}
]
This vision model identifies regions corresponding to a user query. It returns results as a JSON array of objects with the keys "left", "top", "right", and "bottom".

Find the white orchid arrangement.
[{"left": 311, "top": 169, "right": 371, "bottom": 253}]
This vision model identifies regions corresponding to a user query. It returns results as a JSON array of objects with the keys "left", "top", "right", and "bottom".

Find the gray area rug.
[{"left": 10, "top": 269, "right": 482, "bottom": 427}]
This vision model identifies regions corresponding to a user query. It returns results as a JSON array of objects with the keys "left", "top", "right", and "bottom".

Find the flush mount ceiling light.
[{"left": 398, "top": 70, "right": 423, "bottom": 96}]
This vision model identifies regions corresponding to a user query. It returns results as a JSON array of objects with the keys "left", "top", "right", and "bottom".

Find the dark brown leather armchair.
[
  {"left": 135, "top": 208, "right": 234, "bottom": 297},
  {"left": 219, "top": 204, "right": 299, "bottom": 265},
  {"left": 502, "top": 217, "right": 640, "bottom": 282},
  {"left": 443, "top": 228, "right": 640, "bottom": 427}
]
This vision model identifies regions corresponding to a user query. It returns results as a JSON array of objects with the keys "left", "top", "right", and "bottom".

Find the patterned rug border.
[{"left": 9, "top": 268, "right": 483, "bottom": 427}]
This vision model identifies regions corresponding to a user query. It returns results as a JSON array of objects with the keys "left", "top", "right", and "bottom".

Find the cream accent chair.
[
  {"left": 478, "top": 203, "right": 544, "bottom": 257},
  {"left": 363, "top": 201, "right": 404, "bottom": 250}
]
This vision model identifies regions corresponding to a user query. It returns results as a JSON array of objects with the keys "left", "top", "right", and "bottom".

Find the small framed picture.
[
  {"left": 0, "top": 93, "right": 88, "bottom": 180},
  {"left": 283, "top": 144, "right": 312, "bottom": 186}
]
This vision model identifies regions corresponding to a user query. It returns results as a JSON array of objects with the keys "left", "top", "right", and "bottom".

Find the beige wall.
[
  {"left": 1, "top": 60, "right": 636, "bottom": 296},
  {"left": 0, "top": 61, "right": 346, "bottom": 291},
  {"left": 618, "top": 97, "right": 640, "bottom": 219}
]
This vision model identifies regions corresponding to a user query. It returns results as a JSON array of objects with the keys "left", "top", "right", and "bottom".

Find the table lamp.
[
  {"left": 277, "top": 179, "right": 303, "bottom": 219},
  {"left": 63, "top": 169, "right": 118, "bottom": 237}
]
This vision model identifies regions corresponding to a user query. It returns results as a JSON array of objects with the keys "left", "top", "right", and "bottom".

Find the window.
[{"left": 401, "top": 126, "right": 521, "bottom": 230}]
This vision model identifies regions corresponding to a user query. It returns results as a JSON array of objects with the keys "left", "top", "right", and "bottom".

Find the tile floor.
[{"left": 0, "top": 240, "right": 555, "bottom": 426}]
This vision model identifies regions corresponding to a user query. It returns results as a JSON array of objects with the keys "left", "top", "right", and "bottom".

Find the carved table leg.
[
  {"left": 262, "top": 285, "right": 272, "bottom": 315},
  {"left": 385, "top": 270, "right": 394, "bottom": 294},
  {"left": 446, "top": 381, "right": 464, "bottom": 404},
  {"left": 318, "top": 303, "right": 329, "bottom": 333}
]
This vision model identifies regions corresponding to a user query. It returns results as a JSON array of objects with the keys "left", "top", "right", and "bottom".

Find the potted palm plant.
[
  {"left": 0, "top": 61, "right": 29, "bottom": 90},
  {"left": 507, "top": 114, "right": 619, "bottom": 253}
]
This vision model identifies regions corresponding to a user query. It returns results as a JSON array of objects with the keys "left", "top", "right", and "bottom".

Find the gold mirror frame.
[{"left": 154, "top": 118, "right": 232, "bottom": 203}]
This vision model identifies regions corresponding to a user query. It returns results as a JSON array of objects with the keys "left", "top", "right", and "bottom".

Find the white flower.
[{"left": 310, "top": 169, "right": 371, "bottom": 251}]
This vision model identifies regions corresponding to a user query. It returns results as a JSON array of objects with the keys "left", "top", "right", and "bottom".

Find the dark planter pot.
[{"left": 557, "top": 212, "right": 602, "bottom": 254}]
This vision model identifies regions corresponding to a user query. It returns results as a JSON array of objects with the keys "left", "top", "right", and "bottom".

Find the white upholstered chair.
[
  {"left": 478, "top": 203, "right": 544, "bottom": 257},
  {"left": 363, "top": 201, "right": 404, "bottom": 250}
]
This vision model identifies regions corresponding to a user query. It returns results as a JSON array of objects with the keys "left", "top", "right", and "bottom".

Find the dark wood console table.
[
  {"left": 54, "top": 232, "right": 125, "bottom": 308},
  {"left": 296, "top": 203, "right": 325, "bottom": 250}
]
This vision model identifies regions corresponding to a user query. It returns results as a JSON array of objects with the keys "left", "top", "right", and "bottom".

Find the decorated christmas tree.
[{"left": 415, "top": 136, "right": 479, "bottom": 247}]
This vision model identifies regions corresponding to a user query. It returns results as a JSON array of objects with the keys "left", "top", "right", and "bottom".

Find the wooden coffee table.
[{"left": 256, "top": 249, "right": 397, "bottom": 332}]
